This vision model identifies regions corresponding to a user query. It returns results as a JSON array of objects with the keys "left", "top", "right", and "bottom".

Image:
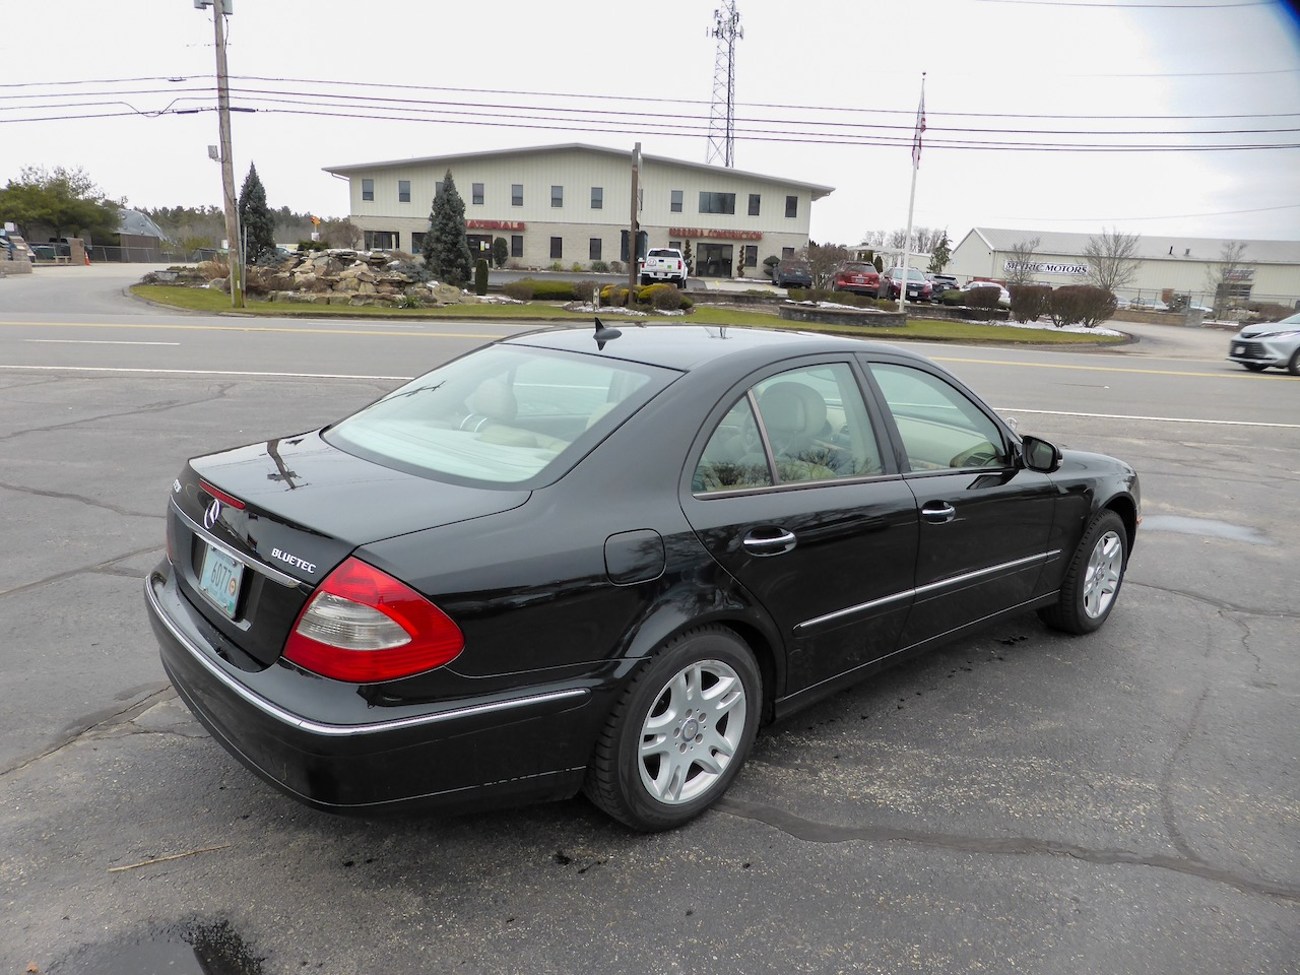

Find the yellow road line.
[
  {"left": 933, "top": 354, "right": 1263, "bottom": 380},
  {"left": 0, "top": 320, "right": 507, "bottom": 341}
]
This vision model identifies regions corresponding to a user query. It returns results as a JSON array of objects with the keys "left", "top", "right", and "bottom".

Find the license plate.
[
  {"left": 199, "top": 544, "right": 244, "bottom": 619},
  {"left": 1233, "top": 344, "right": 1244, "bottom": 354}
]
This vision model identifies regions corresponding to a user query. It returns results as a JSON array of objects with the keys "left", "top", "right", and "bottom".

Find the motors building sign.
[
  {"left": 1004, "top": 260, "right": 1090, "bottom": 276},
  {"left": 467, "top": 220, "right": 526, "bottom": 231},
  {"left": 670, "top": 228, "right": 764, "bottom": 241}
]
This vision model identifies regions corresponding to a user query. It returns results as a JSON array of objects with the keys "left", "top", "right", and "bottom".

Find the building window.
[
  {"left": 748, "top": 194, "right": 761, "bottom": 217},
  {"left": 472, "top": 182, "right": 484, "bottom": 205},
  {"left": 699, "top": 192, "right": 736, "bottom": 215},
  {"left": 361, "top": 178, "right": 374, "bottom": 202},
  {"left": 550, "top": 237, "right": 563, "bottom": 260},
  {"left": 589, "top": 238, "right": 602, "bottom": 261},
  {"left": 435, "top": 180, "right": 445, "bottom": 200},
  {"left": 785, "top": 195, "right": 798, "bottom": 218},
  {"left": 591, "top": 186, "right": 603, "bottom": 209},
  {"left": 512, "top": 184, "right": 524, "bottom": 207},
  {"left": 669, "top": 240, "right": 682, "bottom": 251},
  {"left": 411, "top": 231, "right": 426, "bottom": 253},
  {"left": 551, "top": 185, "right": 564, "bottom": 208},
  {"left": 781, "top": 246, "right": 795, "bottom": 259},
  {"left": 744, "top": 244, "right": 758, "bottom": 269},
  {"left": 364, "top": 230, "right": 397, "bottom": 250},
  {"left": 511, "top": 235, "right": 523, "bottom": 258},
  {"left": 670, "top": 189, "right": 683, "bottom": 213},
  {"left": 397, "top": 180, "right": 411, "bottom": 203}
]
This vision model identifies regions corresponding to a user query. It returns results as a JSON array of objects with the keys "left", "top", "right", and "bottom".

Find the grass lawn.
[{"left": 130, "top": 285, "right": 1127, "bottom": 346}]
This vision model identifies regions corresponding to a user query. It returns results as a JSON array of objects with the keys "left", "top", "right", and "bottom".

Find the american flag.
[{"left": 912, "top": 85, "right": 926, "bottom": 169}]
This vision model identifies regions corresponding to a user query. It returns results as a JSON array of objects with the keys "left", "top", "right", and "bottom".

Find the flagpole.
[{"left": 900, "top": 72, "right": 926, "bottom": 318}]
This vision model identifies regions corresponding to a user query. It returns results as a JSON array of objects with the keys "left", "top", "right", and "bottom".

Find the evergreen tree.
[
  {"left": 927, "top": 231, "right": 952, "bottom": 274},
  {"left": 237, "top": 162, "right": 277, "bottom": 264},
  {"left": 422, "top": 170, "right": 473, "bottom": 285}
]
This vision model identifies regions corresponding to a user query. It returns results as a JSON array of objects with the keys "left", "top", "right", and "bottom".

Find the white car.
[{"left": 1227, "top": 312, "right": 1300, "bottom": 375}]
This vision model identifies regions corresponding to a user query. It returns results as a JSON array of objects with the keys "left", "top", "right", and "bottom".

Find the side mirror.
[{"left": 1020, "top": 435, "right": 1061, "bottom": 473}]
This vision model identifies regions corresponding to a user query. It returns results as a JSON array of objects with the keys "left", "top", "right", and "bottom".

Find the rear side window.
[
  {"left": 694, "top": 363, "right": 884, "bottom": 493},
  {"left": 326, "top": 347, "right": 674, "bottom": 486}
]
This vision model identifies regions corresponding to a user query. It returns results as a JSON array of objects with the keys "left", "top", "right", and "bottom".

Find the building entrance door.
[{"left": 696, "top": 243, "right": 734, "bottom": 278}]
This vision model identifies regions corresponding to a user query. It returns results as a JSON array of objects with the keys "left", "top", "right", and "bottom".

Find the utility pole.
[
  {"left": 628, "top": 142, "right": 641, "bottom": 294},
  {"left": 204, "top": 0, "right": 244, "bottom": 308}
]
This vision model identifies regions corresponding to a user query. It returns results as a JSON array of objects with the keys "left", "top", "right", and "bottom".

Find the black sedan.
[{"left": 145, "top": 323, "right": 1140, "bottom": 831}]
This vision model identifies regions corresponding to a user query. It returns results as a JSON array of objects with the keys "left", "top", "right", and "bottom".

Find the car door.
[
  {"left": 682, "top": 359, "right": 919, "bottom": 697},
  {"left": 862, "top": 356, "right": 1058, "bottom": 651}
]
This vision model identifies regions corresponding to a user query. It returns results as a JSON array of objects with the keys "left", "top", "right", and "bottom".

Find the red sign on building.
[
  {"left": 466, "top": 220, "right": 527, "bottom": 231},
  {"left": 669, "top": 228, "right": 763, "bottom": 241}
]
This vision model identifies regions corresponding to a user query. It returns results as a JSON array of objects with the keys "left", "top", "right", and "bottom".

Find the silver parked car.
[{"left": 1227, "top": 312, "right": 1300, "bottom": 375}]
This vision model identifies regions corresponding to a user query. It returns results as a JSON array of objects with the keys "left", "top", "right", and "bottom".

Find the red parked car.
[{"left": 831, "top": 261, "right": 885, "bottom": 297}]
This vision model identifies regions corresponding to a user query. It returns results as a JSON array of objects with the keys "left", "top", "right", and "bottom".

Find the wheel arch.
[{"left": 1102, "top": 492, "right": 1139, "bottom": 559}]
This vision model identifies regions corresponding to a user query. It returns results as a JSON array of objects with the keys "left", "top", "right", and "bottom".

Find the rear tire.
[
  {"left": 1039, "top": 509, "right": 1128, "bottom": 635},
  {"left": 1288, "top": 349, "right": 1300, "bottom": 376},
  {"left": 584, "top": 626, "right": 761, "bottom": 831}
]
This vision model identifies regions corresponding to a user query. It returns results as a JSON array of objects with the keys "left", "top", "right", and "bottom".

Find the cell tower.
[{"left": 707, "top": 1, "right": 743, "bottom": 168}]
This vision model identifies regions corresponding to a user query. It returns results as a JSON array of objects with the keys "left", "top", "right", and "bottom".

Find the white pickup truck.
[{"left": 638, "top": 247, "right": 687, "bottom": 287}]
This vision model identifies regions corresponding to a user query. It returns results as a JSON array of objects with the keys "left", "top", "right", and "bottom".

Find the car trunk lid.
[{"left": 169, "top": 431, "right": 529, "bottom": 669}]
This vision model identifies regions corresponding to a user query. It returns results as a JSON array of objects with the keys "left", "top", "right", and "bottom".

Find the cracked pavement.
[{"left": 1, "top": 291, "right": 1297, "bottom": 973}]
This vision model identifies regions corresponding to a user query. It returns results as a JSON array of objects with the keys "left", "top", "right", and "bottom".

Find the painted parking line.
[
  {"left": 996, "top": 407, "right": 1300, "bottom": 430},
  {"left": 0, "top": 365, "right": 412, "bottom": 381},
  {"left": 0, "top": 320, "right": 511, "bottom": 340},
  {"left": 935, "top": 354, "right": 1261, "bottom": 381},
  {"left": 25, "top": 339, "right": 181, "bottom": 346}
]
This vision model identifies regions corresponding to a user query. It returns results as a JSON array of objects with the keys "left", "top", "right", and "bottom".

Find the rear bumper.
[{"left": 145, "top": 566, "right": 595, "bottom": 814}]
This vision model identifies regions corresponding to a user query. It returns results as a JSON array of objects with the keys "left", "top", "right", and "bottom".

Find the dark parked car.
[
  {"left": 883, "top": 266, "right": 934, "bottom": 301},
  {"left": 146, "top": 323, "right": 1140, "bottom": 831},
  {"left": 772, "top": 258, "right": 812, "bottom": 289},
  {"left": 929, "top": 272, "right": 959, "bottom": 297},
  {"left": 831, "top": 261, "right": 885, "bottom": 297},
  {"left": 1227, "top": 312, "right": 1300, "bottom": 375}
]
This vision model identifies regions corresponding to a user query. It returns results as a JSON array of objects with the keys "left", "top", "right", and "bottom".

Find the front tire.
[
  {"left": 1288, "top": 349, "right": 1300, "bottom": 376},
  {"left": 584, "top": 626, "right": 761, "bottom": 831},
  {"left": 1242, "top": 362, "right": 1268, "bottom": 372},
  {"left": 1040, "top": 509, "right": 1128, "bottom": 635}
]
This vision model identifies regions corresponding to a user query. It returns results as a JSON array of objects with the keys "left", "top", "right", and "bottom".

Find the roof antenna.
[{"left": 593, "top": 316, "right": 622, "bottom": 351}]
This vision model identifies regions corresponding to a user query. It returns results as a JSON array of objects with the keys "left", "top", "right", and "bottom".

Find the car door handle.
[
  {"left": 742, "top": 528, "right": 798, "bottom": 556},
  {"left": 921, "top": 502, "right": 957, "bottom": 524}
]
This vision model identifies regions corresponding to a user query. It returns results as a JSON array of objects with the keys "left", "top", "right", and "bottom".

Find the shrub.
[
  {"left": 492, "top": 237, "right": 508, "bottom": 269},
  {"left": 1010, "top": 284, "right": 1052, "bottom": 323},
  {"left": 762, "top": 255, "right": 780, "bottom": 279},
  {"left": 940, "top": 289, "right": 964, "bottom": 306},
  {"left": 474, "top": 258, "right": 489, "bottom": 296},
  {"left": 1048, "top": 284, "right": 1116, "bottom": 328},
  {"left": 530, "top": 279, "right": 580, "bottom": 300},
  {"left": 591, "top": 260, "right": 609, "bottom": 273},
  {"left": 651, "top": 285, "right": 686, "bottom": 311},
  {"left": 600, "top": 285, "right": 630, "bottom": 306},
  {"left": 609, "top": 260, "right": 624, "bottom": 274},
  {"left": 297, "top": 239, "right": 327, "bottom": 252},
  {"left": 572, "top": 280, "right": 596, "bottom": 302},
  {"left": 388, "top": 259, "right": 433, "bottom": 284},
  {"left": 502, "top": 280, "right": 535, "bottom": 301}
]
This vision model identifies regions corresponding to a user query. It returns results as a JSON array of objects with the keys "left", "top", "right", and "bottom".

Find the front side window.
[
  {"left": 785, "top": 195, "right": 798, "bottom": 218},
  {"left": 869, "top": 364, "right": 1008, "bottom": 471},
  {"left": 699, "top": 192, "right": 736, "bottom": 215},
  {"left": 694, "top": 363, "right": 884, "bottom": 493},
  {"left": 748, "top": 194, "right": 761, "bottom": 217},
  {"left": 670, "top": 189, "right": 684, "bottom": 213},
  {"left": 591, "top": 186, "right": 603, "bottom": 209},
  {"left": 550, "top": 236, "right": 563, "bottom": 260},
  {"left": 326, "top": 347, "right": 674, "bottom": 487},
  {"left": 397, "top": 180, "right": 411, "bottom": 203},
  {"left": 512, "top": 184, "right": 524, "bottom": 207},
  {"left": 472, "top": 182, "right": 485, "bottom": 205},
  {"left": 361, "top": 178, "right": 374, "bottom": 202},
  {"left": 551, "top": 185, "right": 564, "bottom": 208}
]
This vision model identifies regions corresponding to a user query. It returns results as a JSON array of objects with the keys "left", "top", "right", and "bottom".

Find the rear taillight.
[{"left": 283, "top": 557, "right": 464, "bottom": 682}]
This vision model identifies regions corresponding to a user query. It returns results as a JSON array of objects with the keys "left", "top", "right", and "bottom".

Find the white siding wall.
[{"left": 343, "top": 147, "right": 818, "bottom": 275}]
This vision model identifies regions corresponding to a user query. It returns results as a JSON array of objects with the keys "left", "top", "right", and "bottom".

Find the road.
[{"left": 1, "top": 266, "right": 1296, "bottom": 974}]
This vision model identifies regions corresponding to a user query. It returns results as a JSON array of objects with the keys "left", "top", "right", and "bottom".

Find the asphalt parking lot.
[{"left": 1, "top": 268, "right": 1297, "bottom": 974}]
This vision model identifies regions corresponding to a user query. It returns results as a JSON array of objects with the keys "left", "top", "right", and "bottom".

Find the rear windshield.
[
  {"left": 325, "top": 346, "right": 676, "bottom": 486},
  {"left": 648, "top": 249, "right": 679, "bottom": 258},
  {"left": 841, "top": 263, "right": 874, "bottom": 273}
]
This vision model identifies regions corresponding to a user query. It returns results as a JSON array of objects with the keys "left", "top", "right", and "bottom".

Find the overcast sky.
[{"left": 2, "top": 0, "right": 1298, "bottom": 248}]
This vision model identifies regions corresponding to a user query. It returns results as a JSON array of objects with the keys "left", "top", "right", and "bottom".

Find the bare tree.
[
  {"left": 886, "top": 228, "right": 909, "bottom": 250},
  {"left": 1084, "top": 228, "right": 1141, "bottom": 296},
  {"left": 859, "top": 229, "right": 886, "bottom": 247},
  {"left": 1004, "top": 236, "right": 1042, "bottom": 288},
  {"left": 1207, "top": 241, "right": 1249, "bottom": 318},
  {"left": 802, "top": 242, "right": 851, "bottom": 290}
]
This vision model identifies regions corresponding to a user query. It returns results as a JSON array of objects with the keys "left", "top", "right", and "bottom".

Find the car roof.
[{"left": 503, "top": 324, "right": 913, "bottom": 372}]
